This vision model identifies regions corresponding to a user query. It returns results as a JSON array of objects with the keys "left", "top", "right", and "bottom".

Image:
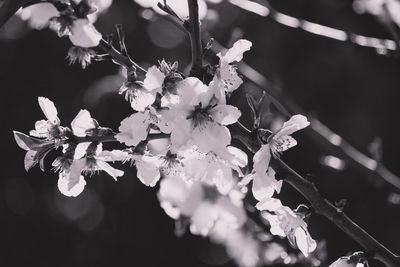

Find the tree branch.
[
  {"left": 274, "top": 158, "right": 400, "bottom": 267},
  {"left": 187, "top": 0, "right": 204, "bottom": 79},
  {"left": 232, "top": 123, "right": 400, "bottom": 267}
]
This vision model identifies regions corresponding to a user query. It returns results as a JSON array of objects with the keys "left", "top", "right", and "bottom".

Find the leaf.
[
  {"left": 24, "top": 150, "right": 38, "bottom": 172},
  {"left": 13, "top": 131, "right": 48, "bottom": 151},
  {"left": 23, "top": 143, "right": 54, "bottom": 172}
]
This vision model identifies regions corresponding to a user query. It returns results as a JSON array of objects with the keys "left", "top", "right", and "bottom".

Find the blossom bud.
[{"left": 69, "top": 19, "right": 102, "bottom": 48}]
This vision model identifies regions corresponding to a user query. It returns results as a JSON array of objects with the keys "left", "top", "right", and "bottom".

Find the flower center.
[{"left": 187, "top": 103, "right": 216, "bottom": 128}]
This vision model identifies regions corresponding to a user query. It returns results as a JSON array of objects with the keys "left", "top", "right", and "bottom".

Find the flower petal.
[
  {"left": 252, "top": 168, "right": 280, "bottom": 201},
  {"left": 130, "top": 88, "right": 156, "bottom": 112},
  {"left": 256, "top": 197, "right": 283, "bottom": 212},
  {"left": 294, "top": 227, "right": 317, "bottom": 257},
  {"left": 218, "top": 39, "right": 252, "bottom": 63},
  {"left": 143, "top": 65, "right": 165, "bottom": 92},
  {"left": 74, "top": 142, "right": 91, "bottom": 159},
  {"left": 71, "top": 109, "right": 96, "bottom": 137},
  {"left": 57, "top": 171, "right": 86, "bottom": 197},
  {"left": 275, "top": 114, "right": 310, "bottom": 139},
  {"left": 211, "top": 104, "right": 241, "bottom": 125},
  {"left": 38, "top": 97, "right": 59, "bottom": 124},
  {"left": 115, "top": 111, "right": 150, "bottom": 147},
  {"left": 253, "top": 144, "right": 271, "bottom": 174},
  {"left": 96, "top": 160, "right": 124, "bottom": 180},
  {"left": 191, "top": 123, "right": 231, "bottom": 154},
  {"left": 69, "top": 19, "right": 102, "bottom": 48},
  {"left": 135, "top": 155, "right": 161, "bottom": 187}
]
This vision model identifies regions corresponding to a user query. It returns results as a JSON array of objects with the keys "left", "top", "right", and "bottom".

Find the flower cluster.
[
  {"left": 14, "top": 97, "right": 124, "bottom": 197},
  {"left": 18, "top": 0, "right": 109, "bottom": 68},
  {"left": 14, "top": 25, "right": 319, "bottom": 267}
]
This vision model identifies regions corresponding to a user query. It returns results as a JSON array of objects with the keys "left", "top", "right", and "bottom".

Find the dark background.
[{"left": 0, "top": 0, "right": 399, "bottom": 266}]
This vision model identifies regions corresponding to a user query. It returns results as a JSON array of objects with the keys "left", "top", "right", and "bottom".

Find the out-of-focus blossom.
[
  {"left": 180, "top": 146, "right": 247, "bottom": 194},
  {"left": 353, "top": 0, "right": 400, "bottom": 27},
  {"left": 18, "top": 3, "right": 59, "bottom": 30},
  {"left": 257, "top": 198, "right": 317, "bottom": 257},
  {"left": 158, "top": 176, "right": 246, "bottom": 236}
]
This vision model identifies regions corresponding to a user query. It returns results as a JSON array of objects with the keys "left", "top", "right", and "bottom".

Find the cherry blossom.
[
  {"left": 116, "top": 111, "right": 153, "bottom": 147},
  {"left": 53, "top": 109, "right": 123, "bottom": 196},
  {"left": 257, "top": 198, "right": 317, "bottom": 257},
  {"left": 240, "top": 144, "right": 282, "bottom": 201},
  {"left": 29, "top": 97, "right": 62, "bottom": 139},
  {"left": 120, "top": 65, "right": 165, "bottom": 111},
  {"left": 162, "top": 77, "right": 241, "bottom": 153},
  {"left": 210, "top": 39, "right": 252, "bottom": 103},
  {"left": 241, "top": 115, "right": 310, "bottom": 201},
  {"left": 69, "top": 18, "right": 102, "bottom": 48},
  {"left": 269, "top": 114, "right": 310, "bottom": 156}
]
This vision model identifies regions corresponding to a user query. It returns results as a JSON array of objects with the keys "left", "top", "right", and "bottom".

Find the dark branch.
[
  {"left": 232, "top": 123, "right": 400, "bottom": 267},
  {"left": 187, "top": 0, "right": 204, "bottom": 79}
]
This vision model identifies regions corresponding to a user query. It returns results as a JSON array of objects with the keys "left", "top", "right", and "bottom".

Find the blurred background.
[{"left": 0, "top": 0, "right": 400, "bottom": 266}]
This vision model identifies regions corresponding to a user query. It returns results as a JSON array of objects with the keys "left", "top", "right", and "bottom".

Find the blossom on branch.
[{"left": 257, "top": 198, "right": 317, "bottom": 257}]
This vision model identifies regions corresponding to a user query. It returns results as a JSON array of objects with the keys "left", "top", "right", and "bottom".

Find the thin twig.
[
  {"left": 98, "top": 39, "right": 147, "bottom": 73},
  {"left": 274, "top": 158, "right": 400, "bottom": 267},
  {"left": 187, "top": 0, "right": 204, "bottom": 79}
]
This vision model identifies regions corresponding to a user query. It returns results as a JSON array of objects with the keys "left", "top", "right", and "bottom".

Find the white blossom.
[
  {"left": 240, "top": 144, "right": 282, "bottom": 201},
  {"left": 116, "top": 111, "right": 152, "bottom": 147},
  {"left": 29, "top": 97, "right": 61, "bottom": 139},
  {"left": 163, "top": 77, "right": 241, "bottom": 154},
  {"left": 210, "top": 39, "right": 252, "bottom": 103},
  {"left": 18, "top": 3, "right": 59, "bottom": 30},
  {"left": 69, "top": 19, "right": 102, "bottom": 48},
  {"left": 257, "top": 198, "right": 317, "bottom": 257},
  {"left": 120, "top": 66, "right": 164, "bottom": 111}
]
